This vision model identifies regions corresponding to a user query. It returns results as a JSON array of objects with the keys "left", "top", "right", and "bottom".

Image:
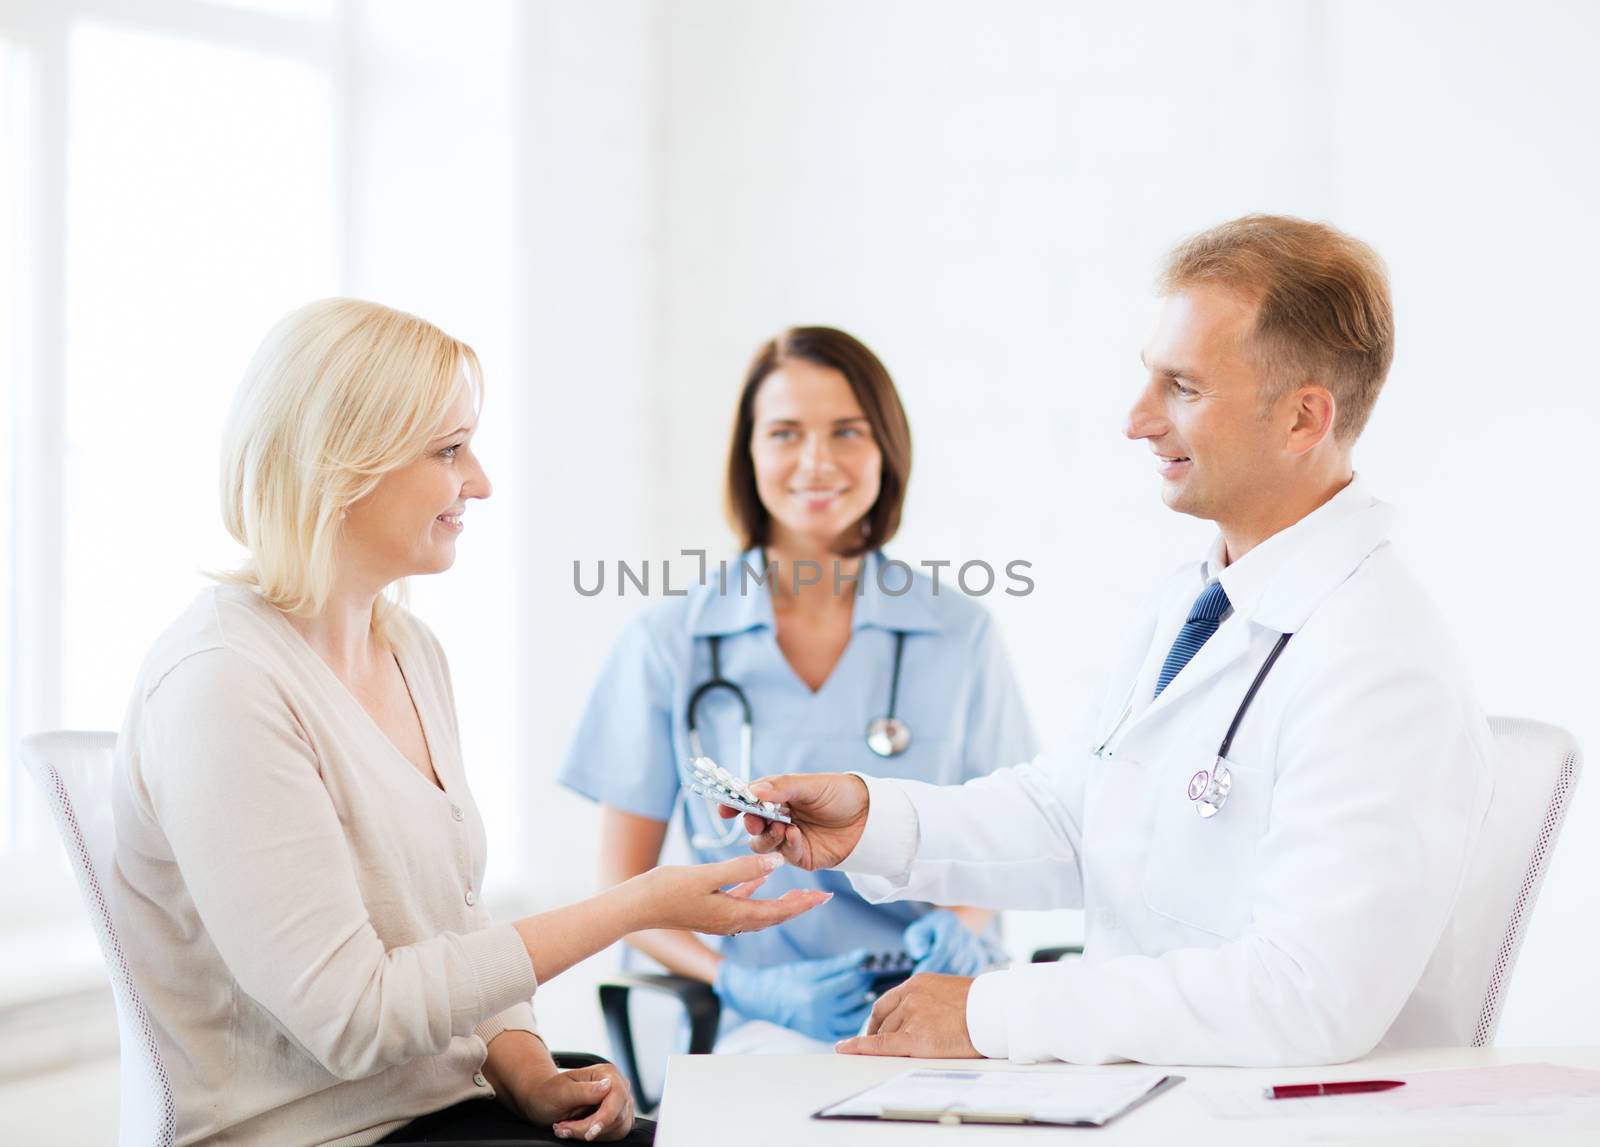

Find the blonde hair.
[
  {"left": 216, "top": 298, "right": 482, "bottom": 628},
  {"left": 1160, "top": 214, "right": 1394, "bottom": 441}
]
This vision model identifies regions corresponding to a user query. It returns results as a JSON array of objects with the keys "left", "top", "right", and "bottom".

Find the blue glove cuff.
[{"left": 711, "top": 960, "right": 743, "bottom": 1007}]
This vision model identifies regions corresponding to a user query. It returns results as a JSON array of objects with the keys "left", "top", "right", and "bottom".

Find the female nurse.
[{"left": 559, "top": 327, "right": 1036, "bottom": 1054}]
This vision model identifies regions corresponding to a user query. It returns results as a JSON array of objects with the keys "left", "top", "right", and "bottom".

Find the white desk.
[{"left": 656, "top": 1046, "right": 1600, "bottom": 1146}]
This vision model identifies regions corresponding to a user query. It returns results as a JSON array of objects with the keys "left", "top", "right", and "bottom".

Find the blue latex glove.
[
  {"left": 713, "top": 951, "right": 875, "bottom": 1043},
  {"left": 904, "top": 909, "right": 989, "bottom": 978}
]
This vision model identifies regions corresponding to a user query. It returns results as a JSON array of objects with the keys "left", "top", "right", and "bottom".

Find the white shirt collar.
[{"left": 1200, "top": 474, "right": 1395, "bottom": 633}]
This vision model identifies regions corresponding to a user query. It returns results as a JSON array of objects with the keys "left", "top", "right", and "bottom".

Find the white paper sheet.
[
  {"left": 818, "top": 1068, "right": 1175, "bottom": 1126},
  {"left": 1197, "top": 1063, "right": 1600, "bottom": 1124}
]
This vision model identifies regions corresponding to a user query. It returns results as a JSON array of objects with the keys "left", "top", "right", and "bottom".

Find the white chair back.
[
  {"left": 19, "top": 731, "right": 177, "bottom": 1147},
  {"left": 1409, "top": 716, "right": 1582, "bottom": 1046}
]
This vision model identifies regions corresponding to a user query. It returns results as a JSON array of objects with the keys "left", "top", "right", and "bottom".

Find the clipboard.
[{"left": 813, "top": 1068, "right": 1184, "bottom": 1128}]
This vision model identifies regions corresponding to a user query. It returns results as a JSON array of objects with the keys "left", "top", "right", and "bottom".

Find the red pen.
[{"left": 1266, "top": 1080, "right": 1405, "bottom": 1100}]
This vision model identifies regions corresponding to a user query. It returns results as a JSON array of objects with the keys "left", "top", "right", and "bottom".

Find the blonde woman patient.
[{"left": 109, "top": 299, "right": 825, "bottom": 1146}]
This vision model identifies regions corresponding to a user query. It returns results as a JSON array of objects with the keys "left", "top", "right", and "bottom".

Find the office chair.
[
  {"left": 597, "top": 973, "right": 720, "bottom": 1113},
  {"left": 1435, "top": 716, "right": 1581, "bottom": 1044},
  {"left": 20, "top": 731, "right": 177, "bottom": 1147},
  {"left": 21, "top": 731, "right": 608, "bottom": 1146}
]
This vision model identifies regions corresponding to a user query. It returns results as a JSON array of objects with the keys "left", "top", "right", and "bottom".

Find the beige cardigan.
[{"left": 111, "top": 587, "right": 540, "bottom": 1146}]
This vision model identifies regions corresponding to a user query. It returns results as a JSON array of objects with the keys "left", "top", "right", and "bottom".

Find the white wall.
[
  {"left": 518, "top": 0, "right": 1600, "bottom": 1046},
  {"left": 516, "top": 0, "right": 667, "bottom": 900},
  {"left": 1320, "top": 0, "right": 1600, "bottom": 1046},
  {"left": 341, "top": 0, "right": 531, "bottom": 894}
]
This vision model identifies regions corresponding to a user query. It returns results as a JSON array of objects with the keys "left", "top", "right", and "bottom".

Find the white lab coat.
[{"left": 842, "top": 479, "right": 1493, "bottom": 1066}]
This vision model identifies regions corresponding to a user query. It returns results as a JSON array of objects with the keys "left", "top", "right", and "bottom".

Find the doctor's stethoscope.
[
  {"left": 1093, "top": 630, "right": 1293, "bottom": 819},
  {"left": 682, "top": 628, "right": 911, "bottom": 849}
]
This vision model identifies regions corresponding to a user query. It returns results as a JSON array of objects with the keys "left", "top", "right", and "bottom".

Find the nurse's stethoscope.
[
  {"left": 682, "top": 628, "right": 911, "bottom": 848},
  {"left": 1093, "top": 631, "right": 1293, "bottom": 819}
]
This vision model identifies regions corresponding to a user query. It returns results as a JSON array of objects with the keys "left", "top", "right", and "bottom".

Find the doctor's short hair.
[
  {"left": 725, "top": 327, "right": 912, "bottom": 557},
  {"left": 1160, "top": 214, "right": 1394, "bottom": 441},
  {"left": 216, "top": 298, "right": 482, "bottom": 626}
]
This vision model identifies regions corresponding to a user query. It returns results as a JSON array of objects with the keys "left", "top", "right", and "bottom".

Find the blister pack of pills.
[
  {"left": 858, "top": 950, "right": 916, "bottom": 976},
  {"left": 685, "top": 756, "right": 793, "bottom": 825},
  {"left": 859, "top": 950, "right": 916, "bottom": 996}
]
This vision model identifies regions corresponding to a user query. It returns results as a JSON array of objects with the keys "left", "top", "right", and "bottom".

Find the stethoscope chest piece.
[
  {"left": 866, "top": 716, "right": 911, "bottom": 758},
  {"left": 1188, "top": 757, "right": 1233, "bottom": 818},
  {"left": 864, "top": 630, "right": 913, "bottom": 758},
  {"left": 1182, "top": 630, "right": 1295, "bottom": 821}
]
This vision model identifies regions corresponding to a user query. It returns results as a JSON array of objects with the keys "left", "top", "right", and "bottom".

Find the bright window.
[
  {"left": 0, "top": 39, "right": 18, "bottom": 850},
  {"left": 1, "top": 0, "right": 340, "bottom": 912},
  {"left": 61, "top": 23, "right": 337, "bottom": 729},
  {"left": 214, "top": 1, "right": 336, "bottom": 16}
]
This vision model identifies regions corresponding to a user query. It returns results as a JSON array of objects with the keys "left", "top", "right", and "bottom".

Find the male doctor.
[{"left": 730, "top": 214, "right": 1493, "bottom": 1067}]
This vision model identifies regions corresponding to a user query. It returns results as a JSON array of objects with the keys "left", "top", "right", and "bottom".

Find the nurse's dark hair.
[{"left": 725, "top": 327, "right": 912, "bottom": 558}]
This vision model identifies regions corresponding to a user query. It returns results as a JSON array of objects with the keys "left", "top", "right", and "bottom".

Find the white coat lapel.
[
  {"left": 1124, "top": 486, "right": 1395, "bottom": 732},
  {"left": 1245, "top": 500, "right": 1395, "bottom": 633},
  {"left": 1087, "top": 595, "right": 1162, "bottom": 753}
]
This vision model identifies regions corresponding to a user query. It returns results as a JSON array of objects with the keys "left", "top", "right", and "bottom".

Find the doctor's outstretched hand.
[{"left": 720, "top": 772, "right": 871, "bottom": 871}]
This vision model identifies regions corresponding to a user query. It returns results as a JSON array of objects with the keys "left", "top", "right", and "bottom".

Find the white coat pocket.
[{"left": 1141, "top": 755, "right": 1272, "bottom": 939}]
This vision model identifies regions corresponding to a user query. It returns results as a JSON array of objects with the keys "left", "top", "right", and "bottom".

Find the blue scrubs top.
[{"left": 558, "top": 550, "right": 1037, "bottom": 976}]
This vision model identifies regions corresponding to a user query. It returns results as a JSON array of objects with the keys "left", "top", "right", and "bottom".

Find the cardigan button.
[{"left": 465, "top": 889, "right": 477, "bottom": 907}]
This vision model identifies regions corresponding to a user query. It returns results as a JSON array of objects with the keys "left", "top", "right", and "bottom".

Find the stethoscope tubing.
[
  {"left": 1094, "top": 630, "right": 1294, "bottom": 761},
  {"left": 885, "top": 630, "right": 906, "bottom": 719},
  {"left": 685, "top": 634, "right": 752, "bottom": 759},
  {"left": 1092, "top": 627, "right": 1294, "bottom": 818},
  {"left": 1217, "top": 631, "right": 1292, "bottom": 760}
]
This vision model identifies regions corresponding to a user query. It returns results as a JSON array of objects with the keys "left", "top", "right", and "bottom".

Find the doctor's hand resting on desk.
[
  {"left": 708, "top": 914, "right": 989, "bottom": 1045},
  {"left": 726, "top": 217, "right": 1497, "bottom": 1070}
]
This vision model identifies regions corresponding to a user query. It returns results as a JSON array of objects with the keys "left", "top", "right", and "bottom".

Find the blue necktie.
[{"left": 1154, "top": 581, "right": 1231, "bottom": 699}]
